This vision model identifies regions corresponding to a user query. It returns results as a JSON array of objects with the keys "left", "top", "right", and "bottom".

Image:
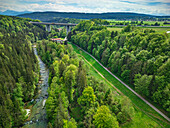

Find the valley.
[{"left": 0, "top": 14, "right": 169, "bottom": 128}]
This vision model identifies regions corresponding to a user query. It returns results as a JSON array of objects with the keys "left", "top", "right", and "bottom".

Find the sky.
[{"left": 0, "top": 0, "right": 170, "bottom": 16}]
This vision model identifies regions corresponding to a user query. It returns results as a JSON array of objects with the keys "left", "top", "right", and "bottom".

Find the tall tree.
[
  {"left": 78, "top": 86, "right": 96, "bottom": 112},
  {"left": 93, "top": 105, "right": 119, "bottom": 128}
]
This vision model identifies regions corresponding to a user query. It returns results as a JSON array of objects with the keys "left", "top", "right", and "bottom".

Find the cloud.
[{"left": 0, "top": 0, "right": 169, "bottom": 15}]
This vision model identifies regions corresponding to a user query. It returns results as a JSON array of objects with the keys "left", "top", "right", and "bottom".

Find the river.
[{"left": 23, "top": 47, "right": 49, "bottom": 128}]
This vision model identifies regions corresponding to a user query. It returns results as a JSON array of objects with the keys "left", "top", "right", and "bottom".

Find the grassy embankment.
[{"left": 69, "top": 42, "right": 170, "bottom": 128}]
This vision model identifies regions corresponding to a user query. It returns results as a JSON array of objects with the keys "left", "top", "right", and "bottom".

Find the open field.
[
  {"left": 107, "top": 27, "right": 123, "bottom": 32},
  {"left": 143, "top": 21, "right": 170, "bottom": 26},
  {"left": 69, "top": 42, "right": 170, "bottom": 128},
  {"left": 142, "top": 27, "right": 170, "bottom": 33},
  {"left": 108, "top": 20, "right": 170, "bottom": 26},
  {"left": 107, "top": 26, "right": 170, "bottom": 35}
]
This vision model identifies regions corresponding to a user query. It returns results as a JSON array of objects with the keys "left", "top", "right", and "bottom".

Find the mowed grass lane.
[{"left": 76, "top": 54, "right": 118, "bottom": 93}]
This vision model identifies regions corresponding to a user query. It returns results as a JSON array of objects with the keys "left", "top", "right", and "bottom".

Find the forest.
[
  {"left": 0, "top": 14, "right": 169, "bottom": 128},
  {"left": 37, "top": 40, "right": 135, "bottom": 128},
  {"left": 68, "top": 20, "right": 170, "bottom": 114},
  {"left": 0, "top": 15, "right": 47, "bottom": 127}
]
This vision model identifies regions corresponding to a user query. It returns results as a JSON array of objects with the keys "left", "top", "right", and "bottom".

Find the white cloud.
[{"left": 0, "top": 0, "right": 169, "bottom": 15}]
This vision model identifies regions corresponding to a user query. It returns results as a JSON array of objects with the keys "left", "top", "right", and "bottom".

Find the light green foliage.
[
  {"left": 63, "top": 118, "right": 77, "bottom": 128},
  {"left": 70, "top": 58, "right": 79, "bottom": 67},
  {"left": 65, "top": 64, "right": 78, "bottom": 73},
  {"left": 75, "top": 20, "right": 94, "bottom": 32},
  {"left": 93, "top": 105, "right": 119, "bottom": 128},
  {"left": 78, "top": 86, "right": 96, "bottom": 110},
  {"left": 46, "top": 96, "right": 56, "bottom": 120},
  {"left": 65, "top": 68, "right": 76, "bottom": 102},
  {"left": 53, "top": 60, "right": 59, "bottom": 76},
  {"left": 0, "top": 44, "right": 4, "bottom": 49},
  {"left": 62, "top": 54, "right": 70, "bottom": 64},
  {"left": 0, "top": 32, "right": 3, "bottom": 38}
]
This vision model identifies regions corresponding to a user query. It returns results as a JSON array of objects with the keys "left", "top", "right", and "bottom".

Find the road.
[{"left": 74, "top": 43, "right": 170, "bottom": 122}]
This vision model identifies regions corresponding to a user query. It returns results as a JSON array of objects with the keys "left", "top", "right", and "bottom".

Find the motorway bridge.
[{"left": 30, "top": 21, "right": 78, "bottom": 34}]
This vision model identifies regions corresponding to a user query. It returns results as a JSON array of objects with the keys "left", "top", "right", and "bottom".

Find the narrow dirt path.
[{"left": 78, "top": 54, "right": 123, "bottom": 95}]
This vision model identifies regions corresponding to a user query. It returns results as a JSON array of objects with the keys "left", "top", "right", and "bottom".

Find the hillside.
[
  {"left": 0, "top": 15, "right": 47, "bottom": 127},
  {"left": 0, "top": 10, "right": 31, "bottom": 16},
  {"left": 18, "top": 11, "right": 170, "bottom": 22}
]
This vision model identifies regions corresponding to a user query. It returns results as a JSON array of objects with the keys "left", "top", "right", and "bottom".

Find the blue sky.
[{"left": 0, "top": 0, "right": 169, "bottom": 15}]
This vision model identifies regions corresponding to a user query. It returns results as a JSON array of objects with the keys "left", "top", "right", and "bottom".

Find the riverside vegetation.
[{"left": 37, "top": 40, "right": 135, "bottom": 128}]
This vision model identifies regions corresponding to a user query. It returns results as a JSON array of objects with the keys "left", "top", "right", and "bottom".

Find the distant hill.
[
  {"left": 18, "top": 11, "right": 170, "bottom": 21},
  {"left": 0, "top": 10, "right": 31, "bottom": 16}
]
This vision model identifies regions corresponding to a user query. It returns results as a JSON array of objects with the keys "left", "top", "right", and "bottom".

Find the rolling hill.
[{"left": 18, "top": 11, "right": 170, "bottom": 21}]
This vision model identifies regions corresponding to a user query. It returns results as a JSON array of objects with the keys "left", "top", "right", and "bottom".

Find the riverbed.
[{"left": 23, "top": 47, "right": 49, "bottom": 128}]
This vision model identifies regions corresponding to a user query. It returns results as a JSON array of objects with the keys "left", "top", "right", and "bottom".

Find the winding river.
[{"left": 23, "top": 46, "right": 49, "bottom": 128}]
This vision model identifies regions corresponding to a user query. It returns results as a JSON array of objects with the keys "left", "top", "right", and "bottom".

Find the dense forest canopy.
[
  {"left": 0, "top": 15, "right": 47, "bottom": 127},
  {"left": 68, "top": 20, "right": 170, "bottom": 113}
]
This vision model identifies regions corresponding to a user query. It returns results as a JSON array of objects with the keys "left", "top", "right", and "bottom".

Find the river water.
[{"left": 23, "top": 47, "right": 49, "bottom": 128}]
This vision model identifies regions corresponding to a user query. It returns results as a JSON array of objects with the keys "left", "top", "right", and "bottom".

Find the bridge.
[
  {"left": 29, "top": 21, "right": 78, "bottom": 34},
  {"left": 30, "top": 21, "right": 170, "bottom": 34}
]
